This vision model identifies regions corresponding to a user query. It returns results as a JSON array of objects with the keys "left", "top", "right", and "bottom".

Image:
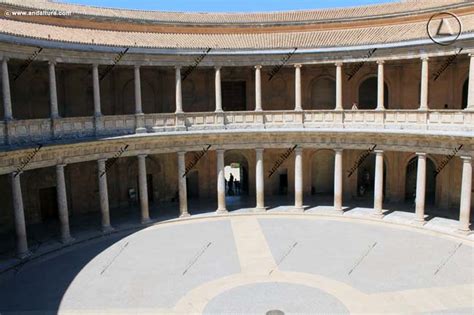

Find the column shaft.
[
  {"left": 255, "top": 66, "right": 262, "bottom": 111},
  {"left": 458, "top": 156, "right": 472, "bottom": 232},
  {"left": 467, "top": 54, "right": 474, "bottom": 110},
  {"left": 376, "top": 60, "right": 385, "bottom": 110},
  {"left": 56, "top": 164, "right": 72, "bottom": 243},
  {"left": 1, "top": 58, "right": 13, "bottom": 120},
  {"left": 335, "top": 63, "right": 343, "bottom": 110},
  {"left": 216, "top": 149, "right": 227, "bottom": 213},
  {"left": 255, "top": 148, "right": 265, "bottom": 211},
  {"left": 334, "top": 149, "right": 343, "bottom": 211},
  {"left": 11, "top": 173, "right": 29, "bottom": 258},
  {"left": 373, "top": 150, "right": 384, "bottom": 216},
  {"left": 134, "top": 65, "right": 143, "bottom": 114},
  {"left": 294, "top": 65, "right": 302, "bottom": 111},
  {"left": 49, "top": 61, "right": 59, "bottom": 118},
  {"left": 415, "top": 153, "right": 427, "bottom": 224},
  {"left": 178, "top": 152, "right": 189, "bottom": 217},
  {"left": 92, "top": 64, "right": 101, "bottom": 116},
  {"left": 138, "top": 154, "right": 151, "bottom": 223},
  {"left": 420, "top": 57, "right": 429, "bottom": 110},
  {"left": 294, "top": 147, "right": 303, "bottom": 210},
  {"left": 98, "top": 159, "right": 112, "bottom": 232},
  {"left": 215, "top": 67, "right": 223, "bottom": 112},
  {"left": 175, "top": 67, "right": 183, "bottom": 113}
]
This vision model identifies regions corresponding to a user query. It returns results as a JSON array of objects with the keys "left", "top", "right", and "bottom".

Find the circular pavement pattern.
[{"left": 0, "top": 214, "right": 472, "bottom": 314}]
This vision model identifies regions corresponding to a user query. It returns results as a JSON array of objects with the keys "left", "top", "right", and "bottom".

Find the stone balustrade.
[{"left": 1, "top": 110, "right": 472, "bottom": 146}]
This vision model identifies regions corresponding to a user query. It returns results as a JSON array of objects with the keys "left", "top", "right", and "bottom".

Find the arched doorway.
[
  {"left": 356, "top": 154, "right": 386, "bottom": 199},
  {"left": 462, "top": 78, "right": 468, "bottom": 109},
  {"left": 224, "top": 151, "right": 250, "bottom": 210},
  {"left": 311, "top": 150, "right": 335, "bottom": 195},
  {"left": 310, "top": 78, "right": 336, "bottom": 109},
  {"left": 358, "top": 77, "right": 389, "bottom": 109},
  {"left": 405, "top": 156, "right": 436, "bottom": 205}
]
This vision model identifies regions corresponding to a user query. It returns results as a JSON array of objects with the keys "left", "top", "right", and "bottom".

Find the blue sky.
[{"left": 60, "top": 0, "right": 399, "bottom": 12}]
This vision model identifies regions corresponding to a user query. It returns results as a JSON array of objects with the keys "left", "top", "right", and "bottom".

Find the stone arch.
[
  {"left": 358, "top": 76, "right": 389, "bottom": 109},
  {"left": 310, "top": 149, "right": 335, "bottom": 195},
  {"left": 309, "top": 76, "right": 336, "bottom": 109}
]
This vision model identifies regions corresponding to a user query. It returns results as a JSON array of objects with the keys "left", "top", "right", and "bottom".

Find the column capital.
[
  {"left": 177, "top": 151, "right": 186, "bottom": 157},
  {"left": 98, "top": 158, "right": 107, "bottom": 163},
  {"left": 460, "top": 155, "right": 472, "bottom": 161},
  {"left": 334, "top": 148, "right": 344, "bottom": 153},
  {"left": 56, "top": 163, "right": 67, "bottom": 169},
  {"left": 138, "top": 154, "right": 147, "bottom": 159},
  {"left": 48, "top": 59, "right": 57, "bottom": 66},
  {"left": 416, "top": 152, "right": 427, "bottom": 157},
  {"left": 374, "top": 149, "right": 384, "bottom": 155},
  {"left": 1, "top": 56, "right": 9, "bottom": 62},
  {"left": 175, "top": 65, "right": 182, "bottom": 70},
  {"left": 92, "top": 63, "right": 99, "bottom": 68},
  {"left": 216, "top": 149, "right": 225, "bottom": 154},
  {"left": 335, "top": 61, "right": 343, "bottom": 67},
  {"left": 376, "top": 59, "right": 385, "bottom": 65},
  {"left": 421, "top": 56, "right": 429, "bottom": 61},
  {"left": 294, "top": 147, "right": 303, "bottom": 154},
  {"left": 134, "top": 64, "right": 141, "bottom": 70},
  {"left": 255, "top": 148, "right": 264, "bottom": 153},
  {"left": 468, "top": 53, "right": 474, "bottom": 58},
  {"left": 11, "top": 170, "right": 22, "bottom": 177},
  {"left": 255, "top": 65, "right": 262, "bottom": 70},
  {"left": 215, "top": 66, "right": 222, "bottom": 71},
  {"left": 294, "top": 64, "right": 302, "bottom": 69}
]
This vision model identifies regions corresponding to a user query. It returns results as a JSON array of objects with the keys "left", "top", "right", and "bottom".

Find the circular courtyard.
[{"left": 0, "top": 214, "right": 473, "bottom": 314}]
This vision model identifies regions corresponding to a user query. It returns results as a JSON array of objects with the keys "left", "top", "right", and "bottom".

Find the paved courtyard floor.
[{"left": 0, "top": 213, "right": 472, "bottom": 314}]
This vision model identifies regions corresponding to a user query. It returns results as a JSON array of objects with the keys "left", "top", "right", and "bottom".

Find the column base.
[
  {"left": 179, "top": 212, "right": 191, "bottom": 218},
  {"left": 412, "top": 218, "right": 426, "bottom": 226},
  {"left": 371, "top": 211, "right": 385, "bottom": 219},
  {"left": 135, "top": 127, "right": 147, "bottom": 134},
  {"left": 333, "top": 208, "right": 344, "bottom": 214},
  {"left": 456, "top": 228, "right": 472, "bottom": 235},
  {"left": 216, "top": 209, "right": 228, "bottom": 214},
  {"left": 102, "top": 225, "right": 115, "bottom": 234},
  {"left": 254, "top": 207, "right": 266, "bottom": 212},
  {"left": 141, "top": 218, "right": 152, "bottom": 225},
  {"left": 61, "top": 236, "right": 75, "bottom": 245},
  {"left": 17, "top": 250, "right": 31, "bottom": 260}
]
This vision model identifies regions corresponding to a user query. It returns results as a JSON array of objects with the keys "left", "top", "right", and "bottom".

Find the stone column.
[
  {"left": 335, "top": 62, "right": 343, "bottom": 111},
  {"left": 376, "top": 60, "right": 385, "bottom": 110},
  {"left": 215, "top": 67, "right": 223, "bottom": 112},
  {"left": 373, "top": 150, "right": 384, "bottom": 217},
  {"left": 294, "top": 147, "right": 304, "bottom": 211},
  {"left": 98, "top": 159, "right": 113, "bottom": 232},
  {"left": 134, "top": 65, "right": 143, "bottom": 114},
  {"left": 467, "top": 54, "right": 474, "bottom": 110},
  {"left": 334, "top": 149, "right": 343, "bottom": 212},
  {"left": 56, "top": 164, "right": 73, "bottom": 243},
  {"left": 49, "top": 60, "right": 59, "bottom": 118},
  {"left": 1, "top": 57, "right": 13, "bottom": 120},
  {"left": 294, "top": 64, "right": 302, "bottom": 111},
  {"left": 92, "top": 63, "right": 101, "bottom": 117},
  {"left": 458, "top": 156, "right": 472, "bottom": 233},
  {"left": 419, "top": 57, "right": 429, "bottom": 110},
  {"left": 178, "top": 151, "right": 190, "bottom": 217},
  {"left": 11, "top": 172, "right": 29, "bottom": 258},
  {"left": 175, "top": 67, "right": 183, "bottom": 113},
  {"left": 138, "top": 154, "right": 151, "bottom": 224},
  {"left": 216, "top": 149, "right": 227, "bottom": 213},
  {"left": 255, "top": 65, "right": 262, "bottom": 111},
  {"left": 255, "top": 148, "right": 265, "bottom": 211},
  {"left": 414, "top": 153, "right": 427, "bottom": 224}
]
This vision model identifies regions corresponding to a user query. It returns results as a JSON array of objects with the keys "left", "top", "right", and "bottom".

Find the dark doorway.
[
  {"left": 358, "top": 77, "right": 389, "bottom": 109},
  {"left": 279, "top": 172, "right": 288, "bottom": 195},
  {"left": 39, "top": 187, "right": 58, "bottom": 221},
  {"left": 222, "top": 81, "right": 246, "bottom": 111},
  {"left": 462, "top": 78, "right": 468, "bottom": 109},
  {"left": 405, "top": 157, "right": 436, "bottom": 205},
  {"left": 186, "top": 171, "right": 199, "bottom": 198}
]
